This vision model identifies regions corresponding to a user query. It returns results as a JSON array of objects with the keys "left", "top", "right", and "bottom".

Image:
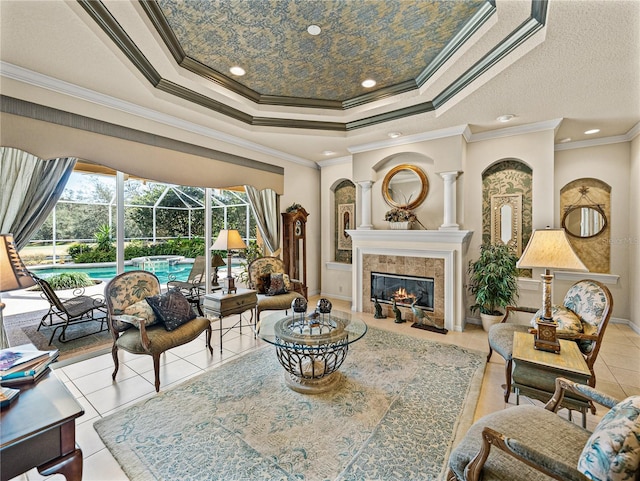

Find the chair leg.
[
  {"left": 486, "top": 345, "right": 493, "bottom": 362},
  {"left": 153, "top": 354, "right": 161, "bottom": 392},
  {"left": 504, "top": 358, "right": 512, "bottom": 403},
  {"left": 205, "top": 325, "right": 213, "bottom": 354},
  {"left": 111, "top": 345, "right": 119, "bottom": 380}
]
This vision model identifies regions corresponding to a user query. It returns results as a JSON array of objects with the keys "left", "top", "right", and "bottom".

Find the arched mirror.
[
  {"left": 562, "top": 205, "right": 608, "bottom": 238},
  {"left": 382, "top": 164, "right": 428, "bottom": 210}
]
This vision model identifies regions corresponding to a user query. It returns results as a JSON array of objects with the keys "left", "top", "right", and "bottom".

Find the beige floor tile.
[
  {"left": 85, "top": 375, "right": 156, "bottom": 415},
  {"left": 77, "top": 420, "right": 107, "bottom": 458},
  {"left": 124, "top": 350, "right": 180, "bottom": 375},
  {"left": 82, "top": 448, "right": 129, "bottom": 481},
  {"left": 60, "top": 353, "right": 115, "bottom": 380},
  {"left": 608, "top": 366, "right": 640, "bottom": 389},
  {"left": 138, "top": 358, "right": 202, "bottom": 387},
  {"left": 599, "top": 350, "right": 640, "bottom": 371},
  {"left": 76, "top": 395, "right": 100, "bottom": 426},
  {"left": 72, "top": 364, "right": 138, "bottom": 395}
]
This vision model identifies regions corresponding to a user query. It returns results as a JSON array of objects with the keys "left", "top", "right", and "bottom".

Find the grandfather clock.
[{"left": 282, "top": 207, "right": 308, "bottom": 298}]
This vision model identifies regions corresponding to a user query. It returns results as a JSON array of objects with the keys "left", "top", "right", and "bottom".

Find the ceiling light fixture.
[
  {"left": 229, "top": 66, "right": 245, "bottom": 76},
  {"left": 322, "top": 150, "right": 335, "bottom": 156},
  {"left": 559, "top": 137, "right": 572, "bottom": 143},
  {"left": 307, "top": 25, "right": 321, "bottom": 35},
  {"left": 361, "top": 79, "right": 376, "bottom": 88},
  {"left": 584, "top": 129, "right": 600, "bottom": 135},
  {"left": 497, "top": 114, "right": 515, "bottom": 122},
  {"left": 388, "top": 132, "right": 402, "bottom": 138}
]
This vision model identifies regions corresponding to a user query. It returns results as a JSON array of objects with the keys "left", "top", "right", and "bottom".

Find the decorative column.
[
  {"left": 439, "top": 171, "right": 461, "bottom": 231},
  {"left": 357, "top": 181, "right": 373, "bottom": 230}
]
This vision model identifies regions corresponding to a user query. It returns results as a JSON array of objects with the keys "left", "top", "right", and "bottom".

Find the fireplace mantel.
[{"left": 346, "top": 229, "right": 474, "bottom": 332}]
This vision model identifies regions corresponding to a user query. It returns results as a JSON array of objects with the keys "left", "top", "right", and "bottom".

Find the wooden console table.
[
  {"left": 202, "top": 288, "right": 257, "bottom": 353},
  {"left": 1, "top": 371, "right": 84, "bottom": 481},
  {"left": 512, "top": 331, "right": 591, "bottom": 426}
]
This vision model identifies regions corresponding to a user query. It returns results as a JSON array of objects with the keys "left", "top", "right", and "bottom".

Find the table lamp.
[
  {"left": 211, "top": 230, "right": 246, "bottom": 294},
  {"left": 517, "top": 228, "right": 587, "bottom": 353},
  {"left": 211, "top": 253, "right": 226, "bottom": 287},
  {"left": 0, "top": 234, "right": 37, "bottom": 348}
]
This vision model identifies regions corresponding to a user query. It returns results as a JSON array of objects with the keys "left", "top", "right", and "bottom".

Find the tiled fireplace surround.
[{"left": 347, "top": 230, "right": 473, "bottom": 332}]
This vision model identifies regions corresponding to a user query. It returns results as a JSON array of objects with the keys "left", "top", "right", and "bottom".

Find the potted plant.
[
  {"left": 468, "top": 243, "right": 519, "bottom": 331},
  {"left": 384, "top": 207, "right": 416, "bottom": 229}
]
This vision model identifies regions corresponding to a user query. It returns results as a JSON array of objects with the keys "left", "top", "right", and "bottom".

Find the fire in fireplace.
[{"left": 370, "top": 272, "right": 434, "bottom": 311}]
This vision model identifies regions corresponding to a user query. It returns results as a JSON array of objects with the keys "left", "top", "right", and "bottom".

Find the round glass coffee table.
[{"left": 258, "top": 310, "right": 367, "bottom": 394}]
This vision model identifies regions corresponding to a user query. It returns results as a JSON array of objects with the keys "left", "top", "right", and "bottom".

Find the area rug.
[
  {"left": 4, "top": 309, "right": 112, "bottom": 362},
  {"left": 94, "top": 326, "right": 486, "bottom": 481}
]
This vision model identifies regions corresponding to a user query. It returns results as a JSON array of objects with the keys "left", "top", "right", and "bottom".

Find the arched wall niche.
[
  {"left": 560, "top": 178, "right": 611, "bottom": 273},
  {"left": 372, "top": 152, "right": 435, "bottom": 228},
  {"left": 332, "top": 179, "right": 355, "bottom": 263},
  {"left": 482, "top": 159, "right": 533, "bottom": 271}
]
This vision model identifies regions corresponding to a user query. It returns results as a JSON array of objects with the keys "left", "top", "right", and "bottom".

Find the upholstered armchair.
[
  {"left": 104, "top": 270, "right": 213, "bottom": 392},
  {"left": 487, "top": 279, "right": 613, "bottom": 403},
  {"left": 247, "top": 256, "right": 305, "bottom": 330},
  {"left": 447, "top": 377, "right": 639, "bottom": 481}
]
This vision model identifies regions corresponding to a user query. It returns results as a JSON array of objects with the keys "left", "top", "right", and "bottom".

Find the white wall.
[
  {"left": 555, "top": 142, "right": 631, "bottom": 322},
  {"left": 629, "top": 134, "right": 640, "bottom": 331}
]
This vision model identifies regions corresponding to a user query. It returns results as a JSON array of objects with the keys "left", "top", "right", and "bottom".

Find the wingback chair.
[
  {"left": 104, "top": 270, "right": 213, "bottom": 392},
  {"left": 247, "top": 256, "right": 305, "bottom": 330},
  {"left": 447, "top": 377, "right": 639, "bottom": 481},
  {"left": 487, "top": 279, "right": 613, "bottom": 403}
]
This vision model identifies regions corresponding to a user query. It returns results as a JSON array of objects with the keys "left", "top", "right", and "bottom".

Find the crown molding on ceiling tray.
[{"left": 77, "top": 0, "right": 548, "bottom": 132}]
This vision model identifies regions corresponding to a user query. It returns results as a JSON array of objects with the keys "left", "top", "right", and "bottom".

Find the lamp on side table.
[{"left": 516, "top": 228, "right": 588, "bottom": 353}]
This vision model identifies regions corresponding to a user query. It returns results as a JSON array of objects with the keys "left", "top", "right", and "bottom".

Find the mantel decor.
[{"left": 385, "top": 207, "right": 415, "bottom": 230}]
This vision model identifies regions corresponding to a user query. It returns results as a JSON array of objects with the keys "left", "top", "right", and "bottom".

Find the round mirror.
[
  {"left": 562, "top": 205, "right": 607, "bottom": 238},
  {"left": 382, "top": 164, "right": 428, "bottom": 210}
]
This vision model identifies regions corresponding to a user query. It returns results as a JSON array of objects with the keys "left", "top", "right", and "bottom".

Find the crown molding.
[
  {"left": 0, "top": 62, "right": 316, "bottom": 169},
  {"left": 316, "top": 155, "right": 353, "bottom": 169},
  {"left": 348, "top": 124, "right": 469, "bottom": 154},
  {"left": 554, "top": 122, "right": 640, "bottom": 151},
  {"left": 467, "top": 118, "right": 563, "bottom": 143}
]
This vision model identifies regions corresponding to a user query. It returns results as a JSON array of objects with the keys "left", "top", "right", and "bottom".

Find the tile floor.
[{"left": 10, "top": 297, "right": 640, "bottom": 481}]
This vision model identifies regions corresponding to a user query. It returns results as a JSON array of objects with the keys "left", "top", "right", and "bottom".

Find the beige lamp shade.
[
  {"left": 0, "top": 234, "right": 37, "bottom": 292},
  {"left": 211, "top": 230, "right": 247, "bottom": 251},
  {"left": 517, "top": 228, "right": 588, "bottom": 271}
]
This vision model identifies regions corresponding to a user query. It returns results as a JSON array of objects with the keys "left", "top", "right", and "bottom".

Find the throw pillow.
[
  {"left": 530, "top": 305, "right": 583, "bottom": 336},
  {"left": 266, "top": 273, "right": 287, "bottom": 296},
  {"left": 146, "top": 288, "right": 197, "bottom": 331},
  {"left": 578, "top": 395, "right": 640, "bottom": 481},
  {"left": 283, "top": 273, "right": 292, "bottom": 292},
  {"left": 255, "top": 274, "right": 271, "bottom": 294},
  {"left": 122, "top": 299, "right": 158, "bottom": 328}
]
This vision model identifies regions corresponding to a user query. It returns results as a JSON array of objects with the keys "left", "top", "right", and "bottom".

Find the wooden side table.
[
  {"left": 1, "top": 371, "right": 84, "bottom": 481},
  {"left": 512, "top": 331, "right": 592, "bottom": 426},
  {"left": 202, "top": 288, "right": 258, "bottom": 353}
]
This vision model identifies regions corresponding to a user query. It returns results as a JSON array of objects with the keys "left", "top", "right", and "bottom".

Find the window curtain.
[
  {"left": 244, "top": 185, "right": 280, "bottom": 255},
  {"left": 0, "top": 147, "right": 76, "bottom": 249}
]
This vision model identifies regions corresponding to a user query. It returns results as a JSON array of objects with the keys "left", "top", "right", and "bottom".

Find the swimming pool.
[{"left": 32, "top": 263, "right": 195, "bottom": 285}]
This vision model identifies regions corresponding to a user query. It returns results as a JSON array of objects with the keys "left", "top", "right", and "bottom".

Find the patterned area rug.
[
  {"left": 94, "top": 327, "right": 486, "bottom": 481},
  {"left": 4, "top": 309, "right": 111, "bottom": 362}
]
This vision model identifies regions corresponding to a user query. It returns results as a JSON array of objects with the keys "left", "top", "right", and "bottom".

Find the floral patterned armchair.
[
  {"left": 487, "top": 279, "right": 613, "bottom": 403},
  {"left": 448, "top": 377, "right": 639, "bottom": 481},
  {"left": 247, "top": 256, "right": 305, "bottom": 330},
  {"left": 104, "top": 270, "right": 213, "bottom": 392}
]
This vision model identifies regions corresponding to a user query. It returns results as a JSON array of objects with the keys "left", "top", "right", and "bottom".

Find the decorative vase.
[
  {"left": 480, "top": 312, "right": 504, "bottom": 332},
  {"left": 389, "top": 221, "right": 410, "bottom": 230}
]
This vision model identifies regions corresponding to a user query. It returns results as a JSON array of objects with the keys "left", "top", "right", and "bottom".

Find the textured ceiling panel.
[{"left": 155, "top": 0, "right": 487, "bottom": 102}]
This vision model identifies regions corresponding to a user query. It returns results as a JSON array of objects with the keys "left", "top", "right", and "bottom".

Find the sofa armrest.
[
  {"left": 501, "top": 305, "right": 539, "bottom": 323},
  {"left": 545, "top": 377, "right": 620, "bottom": 412},
  {"left": 465, "top": 427, "right": 589, "bottom": 481},
  {"left": 111, "top": 315, "right": 151, "bottom": 351}
]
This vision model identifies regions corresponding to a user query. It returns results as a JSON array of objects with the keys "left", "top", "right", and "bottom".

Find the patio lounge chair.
[
  {"left": 34, "top": 275, "right": 108, "bottom": 344},
  {"left": 167, "top": 255, "right": 223, "bottom": 315}
]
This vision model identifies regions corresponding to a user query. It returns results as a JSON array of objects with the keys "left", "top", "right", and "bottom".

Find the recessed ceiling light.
[
  {"left": 584, "top": 128, "right": 600, "bottom": 135},
  {"left": 497, "top": 114, "right": 515, "bottom": 122},
  {"left": 322, "top": 150, "right": 335, "bottom": 156},
  {"left": 229, "top": 66, "right": 245, "bottom": 76},
  {"left": 559, "top": 137, "right": 572, "bottom": 143},
  {"left": 361, "top": 79, "right": 376, "bottom": 88},
  {"left": 307, "top": 25, "right": 321, "bottom": 35},
  {"left": 388, "top": 132, "right": 402, "bottom": 138}
]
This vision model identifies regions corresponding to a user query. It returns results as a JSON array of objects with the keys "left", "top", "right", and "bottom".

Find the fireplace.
[
  {"left": 346, "top": 229, "right": 473, "bottom": 332},
  {"left": 370, "top": 272, "right": 434, "bottom": 311}
]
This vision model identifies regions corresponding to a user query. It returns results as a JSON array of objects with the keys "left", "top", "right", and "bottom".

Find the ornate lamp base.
[{"left": 534, "top": 320, "right": 561, "bottom": 353}]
